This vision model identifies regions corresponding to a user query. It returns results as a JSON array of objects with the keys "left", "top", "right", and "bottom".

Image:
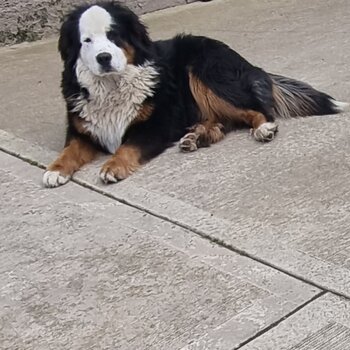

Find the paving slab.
[
  {"left": 0, "top": 151, "right": 320, "bottom": 349},
  {"left": 241, "top": 293, "right": 350, "bottom": 350}
]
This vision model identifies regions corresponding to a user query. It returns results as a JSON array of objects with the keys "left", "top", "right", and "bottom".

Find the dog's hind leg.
[
  {"left": 245, "top": 110, "right": 279, "bottom": 142},
  {"left": 188, "top": 71, "right": 278, "bottom": 143}
]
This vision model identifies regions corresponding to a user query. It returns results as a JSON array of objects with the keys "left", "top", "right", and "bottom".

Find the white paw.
[
  {"left": 179, "top": 132, "right": 198, "bottom": 152},
  {"left": 43, "top": 171, "right": 70, "bottom": 188},
  {"left": 99, "top": 170, "right": 118, "bottom": 184},
  {"left": 253, "top": 122, "right": 278, "bottom": 142}
]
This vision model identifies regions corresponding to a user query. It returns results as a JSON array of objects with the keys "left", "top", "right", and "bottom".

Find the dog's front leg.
[
  {"left": 100, "top": 144, "right": 142, "bottom": 183},
  {"left": 43, "top": 137, "right": 98, "bottom": 188},
  {"left": 100, "top": 126, "right": 167, "bottom": 183}
]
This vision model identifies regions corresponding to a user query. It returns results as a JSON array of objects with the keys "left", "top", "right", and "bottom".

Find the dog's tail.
[{"left": 269, "top": 73, "right": 348, "bottom": 118}]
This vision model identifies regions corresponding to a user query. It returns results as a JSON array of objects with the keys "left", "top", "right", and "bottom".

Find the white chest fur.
[{"left": 73, "top": 59, "right": 159, "bottom": 153}]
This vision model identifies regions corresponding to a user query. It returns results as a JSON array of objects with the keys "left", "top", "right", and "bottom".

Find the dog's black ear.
[
  {"left": 58, "top": 15, "right": 80, "bottom": 63},
  {"left": 129, "top": 16, "right": 152, "bottom": 48},
  {"left": 123, "top": 13, "right": 153, "bottom": 62},
  {"left": 58, "top": 19, "right": 71, "bottom": 61}
]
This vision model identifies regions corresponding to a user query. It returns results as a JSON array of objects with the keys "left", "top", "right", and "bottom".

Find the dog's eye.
[{"left": 84, "top": 38, "right": 91, "bottom": 43}]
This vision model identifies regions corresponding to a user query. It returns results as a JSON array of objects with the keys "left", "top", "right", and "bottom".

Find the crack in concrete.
[{"left": 234, "top": 290, "right": 328, "bottom": 349}]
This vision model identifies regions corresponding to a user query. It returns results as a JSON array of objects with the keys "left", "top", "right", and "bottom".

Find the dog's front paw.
[
  {"left": 100, "top": 158, "right": 135, "bottom": 184},
  {"left": 43, "top": 170, "right": 70, "bottom": 188}
]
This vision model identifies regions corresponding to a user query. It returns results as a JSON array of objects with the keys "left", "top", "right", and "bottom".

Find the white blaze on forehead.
[
  {"left": 78, "top": 5, "right": 126, "bottom": 76},
  {"left": 79, "top": 5, "right": 113, "bottom": 39}
]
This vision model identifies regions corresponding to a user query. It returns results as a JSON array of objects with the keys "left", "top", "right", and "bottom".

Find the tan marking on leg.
[
  {"left": 179, "top": 122, "right": 225, "bottom": 152},
  {"left": 195, "top": 122, "right": 225, "bottom": 146},
  {"left": 189, "top": 72, "right": 246, "bottom": 123},
  {"left": 100, "top": 145, "right": 142, "bottom": 183},
  {"left": 242, "top": 110, "right": 268, "bottom": 130},
  {"left": 189, "top": 72, "right": 213, "bottom": 121},
  {"left": 241, "top": 110, "right": 278, "bottom": 141},
  {"left": 189, "top": 72, "right": 272, "bottom": 130},
  {"left": 47, "top": 138, "right": 98, "bottom": 177}
]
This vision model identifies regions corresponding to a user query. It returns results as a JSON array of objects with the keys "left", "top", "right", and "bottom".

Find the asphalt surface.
[{"left": 1, "top": 0, "right": 350, "bottom": 349}]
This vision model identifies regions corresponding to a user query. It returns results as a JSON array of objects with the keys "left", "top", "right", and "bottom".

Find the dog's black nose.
[{"left": 96, "top": 52, "right": 112, "bottom": 66}]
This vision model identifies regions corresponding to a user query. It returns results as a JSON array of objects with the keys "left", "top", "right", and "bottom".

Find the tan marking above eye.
[{"left": 122, "top": 43, "right": 135, "bottom": 64}]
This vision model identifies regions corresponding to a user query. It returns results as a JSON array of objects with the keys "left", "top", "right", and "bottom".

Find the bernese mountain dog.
[{"left": 43, "top": 1, "right": 348, "bottom": 187}]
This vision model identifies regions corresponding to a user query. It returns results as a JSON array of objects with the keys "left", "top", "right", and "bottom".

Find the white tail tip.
[{"left": 332, "top": 100, "right": 349, "bottom": 112}]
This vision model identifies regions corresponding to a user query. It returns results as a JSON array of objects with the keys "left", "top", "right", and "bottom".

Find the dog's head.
[{"left": 59, "top": 2, "right": 152, "bottom": 76}]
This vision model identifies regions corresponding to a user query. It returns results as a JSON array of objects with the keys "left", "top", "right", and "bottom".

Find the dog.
[{"left": 43, "top": 1, "right": 348, "bottom": 187}]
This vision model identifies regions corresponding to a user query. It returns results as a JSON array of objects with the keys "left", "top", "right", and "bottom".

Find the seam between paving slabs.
[
  {"left": 234, "top": 290, "right": 327, "bottom": 350},
  {"left": 1, "top": 146, "right": 349, "bottom": 302}
]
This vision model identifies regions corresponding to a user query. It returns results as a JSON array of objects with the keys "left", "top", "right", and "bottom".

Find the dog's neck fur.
[{"left": 72, "top": 58, "right": 159, "bottom": 153}]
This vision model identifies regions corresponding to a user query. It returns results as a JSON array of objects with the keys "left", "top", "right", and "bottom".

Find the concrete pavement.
[
  {"left": 1, "top": 0, "right": 350, "bottom": 348},
  {"left": 1, "top": 151, "right": 319, "bottom": 349}
]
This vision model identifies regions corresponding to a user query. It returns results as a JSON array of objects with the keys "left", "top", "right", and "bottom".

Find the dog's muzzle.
[{"left": 96, "top": 52, "right": 112, "bottom": 71}]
